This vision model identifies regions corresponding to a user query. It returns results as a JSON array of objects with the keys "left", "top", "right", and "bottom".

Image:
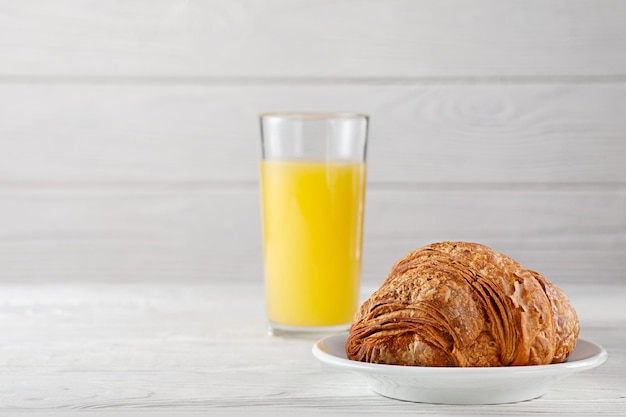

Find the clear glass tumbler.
[{"left": 259, "top": 113, "right": 369, "bottom": 337}]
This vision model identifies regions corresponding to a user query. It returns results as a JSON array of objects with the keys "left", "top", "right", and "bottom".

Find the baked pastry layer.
[{"left": 346, "top": 241, "right": 579, "bottom": 367}]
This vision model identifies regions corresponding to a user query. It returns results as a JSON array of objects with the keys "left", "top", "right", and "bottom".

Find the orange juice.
[{"left": 260, "top": 160, "right": 366, "bottom": 328}]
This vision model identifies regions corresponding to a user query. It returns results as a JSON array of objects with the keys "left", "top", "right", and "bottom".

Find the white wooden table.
[{"left": 1, "top": 282, "right": 624, "bottom": 416}]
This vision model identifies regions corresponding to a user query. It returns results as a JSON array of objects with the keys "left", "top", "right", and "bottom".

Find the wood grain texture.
[
  {"left": 1, "top": 0, "right": 626, "bottom": 78},
  {"left": 0, "top": 0, "right": 624, "bottom": 289},
  {"left": 0, "top": 187, "right": 623, "bottom": 284},
  {"left": 0, "top": 283, "right": 623, "bottom": 416},
  {"left": 1, "top": 83, "right": 624, "bottom": 184}
]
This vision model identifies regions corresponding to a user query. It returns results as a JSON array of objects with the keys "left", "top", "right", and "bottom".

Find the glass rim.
[{"left": 259, "top": 112, "right": 369, "bottom": 121}]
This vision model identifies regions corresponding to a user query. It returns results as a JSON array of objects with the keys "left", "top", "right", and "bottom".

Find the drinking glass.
[{"left": 259, "top": 113, "right": 368, "bottom": 337}]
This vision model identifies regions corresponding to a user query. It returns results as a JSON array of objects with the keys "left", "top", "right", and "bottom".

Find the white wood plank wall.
[{"left": 0, "top": 0, "right": 624, "bottom": 285}]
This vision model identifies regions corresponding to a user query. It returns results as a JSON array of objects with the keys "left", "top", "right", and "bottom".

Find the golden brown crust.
[{"left": 346, "top": 241, "right": 579, "bottom": 367}]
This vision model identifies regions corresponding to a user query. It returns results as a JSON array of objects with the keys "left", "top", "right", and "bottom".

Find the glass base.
[{"left": 268, "top": 321, "right": 350, "bottom": 339}]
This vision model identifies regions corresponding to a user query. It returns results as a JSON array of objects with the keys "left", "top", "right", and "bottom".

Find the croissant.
[{"left": 346, "top": 241, "right": 579, "bottom": 367}]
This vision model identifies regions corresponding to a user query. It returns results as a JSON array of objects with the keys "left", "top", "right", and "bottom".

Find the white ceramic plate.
[{"left": 312, "top": 333, "right": 607, "bottom": 404}]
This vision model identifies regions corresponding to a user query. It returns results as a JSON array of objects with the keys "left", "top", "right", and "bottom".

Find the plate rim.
[{"left": 312, "top": 332, "right": 608, "bottom": 375}]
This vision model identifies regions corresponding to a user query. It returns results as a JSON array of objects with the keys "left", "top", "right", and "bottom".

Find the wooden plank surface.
[
  {"left": 1, "top": 83, "right": 624, "bottom": 184},
  {"left": 0, "top": 187, "right": 623, "bottom": 284},
  {"left": 1, "top": 0, "right": 626, "bottom": 78},
  {"left": 1, "top": 0, "right": 624, "bottom": 289},
  {"left": 0, "top": 283, "right": 623, "bottom": 416}
]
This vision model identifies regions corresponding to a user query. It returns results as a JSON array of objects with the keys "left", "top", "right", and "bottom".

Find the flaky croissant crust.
[{"left": 346, "top": 241, "right": 579, "bottom": 367}]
